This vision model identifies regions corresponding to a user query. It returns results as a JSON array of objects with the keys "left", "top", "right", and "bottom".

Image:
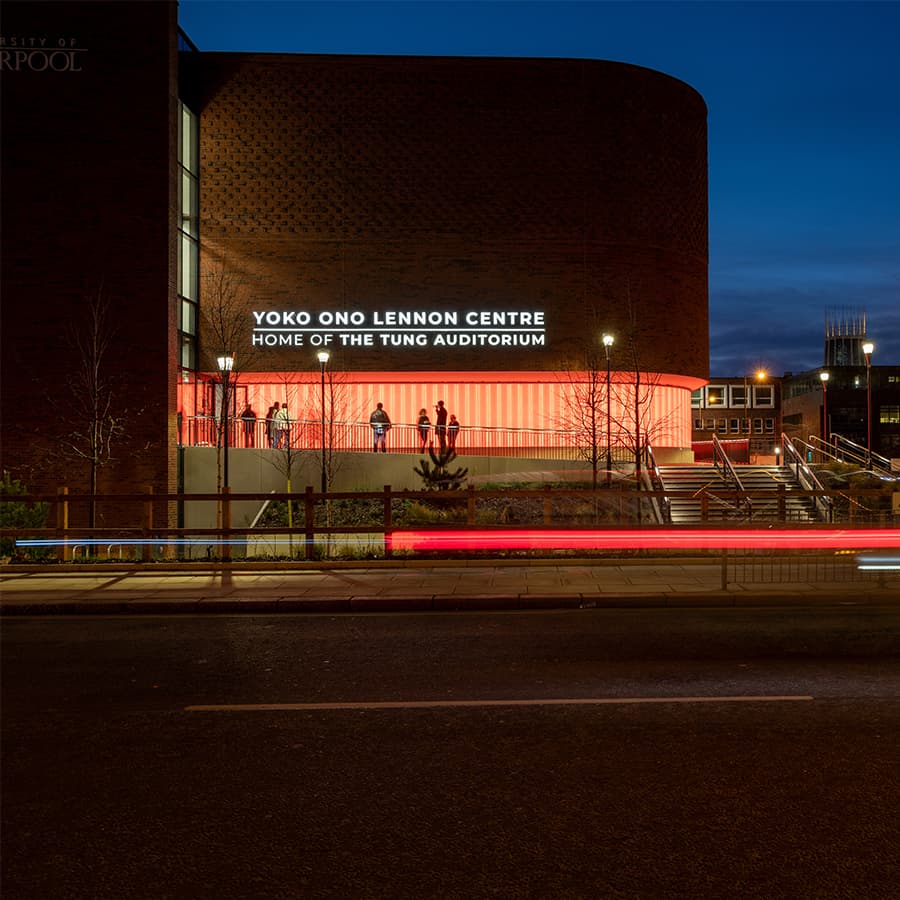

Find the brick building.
[{"left": 1, "top": 0, "right": 709, "bottom": 507}]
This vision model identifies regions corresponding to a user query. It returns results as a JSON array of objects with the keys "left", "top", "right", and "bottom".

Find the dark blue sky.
[{"left": 179, "top": 0, "right": 900, "bottom": 375}]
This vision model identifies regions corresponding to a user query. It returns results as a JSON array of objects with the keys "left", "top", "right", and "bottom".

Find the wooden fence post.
[
  {"left": 305, "top": 486, "right": 315, "bottom": 560},
  {"left": 56, "top": 486, "right": 69, "bottom": 562},
  {"left": 384, "top": 484, "right": 393, "bottom": 558},
  {"left": 142, "top": 486, "right": 154, "bottom": 562},
  {"left": 221, "top": 485, "right": 231, "bottom": 562}
]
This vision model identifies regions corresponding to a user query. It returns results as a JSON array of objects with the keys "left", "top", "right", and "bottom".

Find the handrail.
[
  {"left": 642, "top": 444, "right": 671, "bottom": 523},
  {"left": 830, "top": 434, "right": 893, "bottom": 476},
  {"left": 711, "top": 433, "right": 751, "bottom": 519},
  {"left": 781, "top": 433, "right": 834, "bottom": 522},
  {"left": 177, "top": 413, "right": 637, "bottom": 460}
]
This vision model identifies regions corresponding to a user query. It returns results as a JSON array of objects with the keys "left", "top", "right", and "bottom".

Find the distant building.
[
  {"left": 779, "top": 310, "right": 899, "bottom": 458},
  {"left": 782, "top": 366, "right": 900, "bottom": 458},
  {"left": 690, "top": 376, "right": 782, "bottom": 461}
]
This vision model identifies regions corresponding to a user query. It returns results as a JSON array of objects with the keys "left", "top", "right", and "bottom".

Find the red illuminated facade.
[
  {"left": 1, "top": 0, "right": 709, "bottom": 502},
  {"left": 179, "top": 50, "right": 709, "bottom": 449}
]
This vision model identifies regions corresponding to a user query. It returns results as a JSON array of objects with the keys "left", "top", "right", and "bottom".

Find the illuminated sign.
[{"left": 251, "top": 309, "right": 547, "bottom": 349}]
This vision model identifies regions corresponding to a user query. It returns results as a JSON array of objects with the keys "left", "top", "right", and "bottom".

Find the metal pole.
[
  {"left": 222, "top": 370, "right": 229, "bottom": 489},
  {"left": 603, "top": 334, "right": 614, "bottom": 487},
  {"left": 866, "top": 361, "right": 872, "bottom": 466},
  {"left": 605, "top": 344, "right": 612, "bottom": 486},
  {"left": 320, "top": 359, "right": 327, "bottom": 494},
  {"left": 862, "top": 342, "right": 874, "bottom": 467}
]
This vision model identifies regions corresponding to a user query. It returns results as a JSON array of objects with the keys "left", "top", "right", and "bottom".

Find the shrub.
[{"left": 0, "top": 471, "right": 49, "bottom": 559}]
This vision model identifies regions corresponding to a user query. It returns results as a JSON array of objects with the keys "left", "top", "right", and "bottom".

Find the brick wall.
[
  {"left": 1, "top": 1, "right": 179, "bottom": 518},
  {"left": 182, "top": 54, "right": 708, "bottom": 379}
]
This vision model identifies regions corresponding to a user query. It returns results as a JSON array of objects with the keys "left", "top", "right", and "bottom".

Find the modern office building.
[{"left": 1, "top": 0, "right": 709, "bottom": 511}]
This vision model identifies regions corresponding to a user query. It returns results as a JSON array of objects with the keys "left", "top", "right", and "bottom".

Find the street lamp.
[
  {"left": 862, "top": 341, "right": 874, "bottom": 465},
  {"left": 317, "top": 350, "right": 329, "bottom": 494},
  {"left": 819, "top": 371, "right": 830, "bottom": 446},
  {"left": 216, "top": 352, "right": 235, "bottom": 489},
  {"left": 602, "top": 334, "right": 614, "bottom": 486}
]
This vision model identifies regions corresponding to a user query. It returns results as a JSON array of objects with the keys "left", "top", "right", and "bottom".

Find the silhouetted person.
[
  {"left": 417, "top": 408, "right": 431, "bottom": 452},
  {"left": 240, "top": 403, "right": 257, "bottom": 447},
  {"left": 370, "top": 402, "right": 391, "bottom": 452},
  {"left": 265, "top": 402, "right": 279, "bottom": 448},
  {"left": 448, "top": 413, "right": 460, "bottom": 450},
  {"left": 435, "top": 400, "right": 448, "bottom": 451},
  {"left": 274, "top": 402, "right": 291, "bottom": 449}
]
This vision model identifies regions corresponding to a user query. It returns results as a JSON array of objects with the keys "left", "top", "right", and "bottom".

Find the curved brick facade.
[{"left": 183, "top": 54, "right": 708, "bottom": 379}]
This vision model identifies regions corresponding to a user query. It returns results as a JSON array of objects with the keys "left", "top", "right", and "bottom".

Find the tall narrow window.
[{"left": 178, "top": 101, "right": 199, "bottom": 373}]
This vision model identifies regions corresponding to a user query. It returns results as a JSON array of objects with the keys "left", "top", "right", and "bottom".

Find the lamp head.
[
  {"left": 317, "top": 350, "right": 330, "bottom": 365},
  {"left": 602, "top": 334, "right": 614, "bottom": 347},
  {"left": 819, "top": 371, "right": 829, "bottom": 384},
  {"left": 216, "top": 353, "right": 234, "bottom": 372},
  {"left": 862, "top": 341, "right": 874, "bottom": 357}
]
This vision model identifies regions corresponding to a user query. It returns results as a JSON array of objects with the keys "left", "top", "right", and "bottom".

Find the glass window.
[
  {"left": 880, "top": 405, "right": 900, "bottom": 424},
  {"left": 180, "top": 334, "right": 196, "bottom": 370},
  {"left": 754, "top": 385, "right": 774, "bottom": 407},
  {"left": 730, "top": 385, "right": 747, "bottom": 407},
  {"left": 753, "top": 418, "right": 764, "bottom": 434},
  {"left": 704, "top": 418, "right": 715, "bottom": 431},
  {"left": 691, "top": 390, "right": 702, "bottom": 408},
  {"left": 717, "top": 419, "right": 727, "bottom": 434},
  {"left": 729, "top": 418, "right": 740, "bottom": 433},
  {"left": 694, "top": 417, "right": 703, "bottom": 430},
  {"left": 707, "top": 388, "right": 725, "bottom": 407},
  {"left": 765, "top": 418, "right": 775, "bottom": 434},
  {"left": 181, "top": 298, "right": 197, "bottom": 336},
  {"left": 181, "top": 234, "right": 197, "bottom": 301},
  {"left": 182, "top": 172, "right": 198, "bottom": 237}
]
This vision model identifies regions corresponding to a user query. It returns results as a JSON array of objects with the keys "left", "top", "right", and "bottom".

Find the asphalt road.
[{"left": 3, "top": 608, "right": 899, "bottom": 899}]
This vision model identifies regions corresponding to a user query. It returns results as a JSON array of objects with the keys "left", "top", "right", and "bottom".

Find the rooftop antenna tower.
[{"left": 824, "top": 308, "right": 867, "bottom": 367}]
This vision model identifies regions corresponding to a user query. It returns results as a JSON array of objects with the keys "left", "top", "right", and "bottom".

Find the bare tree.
[
  {"left": 554, "top": 309, "right": 613, "bottom": 490},
  {"left": 613, "top": 285, "right": 682, "bottom": 479},
  {"left": 260, "top": 375, "right": 310, "bottom": 556},
  {"left": 199, "top": 263, "right": 260, "bottom": 492},
  {"left": 60, "top": 282, "right": 127, "bottom": 526}
]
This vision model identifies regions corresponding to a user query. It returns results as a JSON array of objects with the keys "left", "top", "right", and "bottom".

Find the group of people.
[
  {"left": 258, "top": 402, "right": 291, "bottom": 449},
  {"left": 370, "top": 400, "right": 460, "bottom": 453},
  {"left": 224, "top": 399, "right": 460, "bottom": 453}
]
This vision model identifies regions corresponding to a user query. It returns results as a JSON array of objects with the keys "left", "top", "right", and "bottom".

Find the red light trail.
[{"left": 389, "top": 528, "right": 900, "bottom": 553}]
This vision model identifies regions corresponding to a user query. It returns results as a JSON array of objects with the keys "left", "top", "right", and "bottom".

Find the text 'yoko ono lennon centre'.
[{"left": 1, "top": 0, "right": 708, "bottom": 501}]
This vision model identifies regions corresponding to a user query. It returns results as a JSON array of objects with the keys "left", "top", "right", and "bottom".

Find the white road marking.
[{"left": 185, "top": 695, "right": 814, "bottom": 712}]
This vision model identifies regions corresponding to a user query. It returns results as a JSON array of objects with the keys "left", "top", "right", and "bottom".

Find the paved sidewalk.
[{"left": 1, "top": 559, "right": 896, "bottom": 614}]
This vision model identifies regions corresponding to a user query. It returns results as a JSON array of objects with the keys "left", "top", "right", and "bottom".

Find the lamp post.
[
  {"left": 216, "top": 352, "right": 235, "bottom": 489},
  {"left": 862, "top": 341, "right": 874, "bottom": 465},
  {"left": 819, "top": 371, "right": 830, "bottom": 446},
  {"left": 317, "top": 350, "right": 329, "bottom": 494},
  {"left": 741, "top": 370, "right": 765, "bottom": 461},
  {"left": 602, "top": 334, "right": 614, "bottom": 486}
]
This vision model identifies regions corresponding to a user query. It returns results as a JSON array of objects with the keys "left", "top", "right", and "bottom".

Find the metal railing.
[
  {"left": 711, "top": 433, "right": 752, "bottom": 519},
  {"left": 177, "top": 415, "right": 637, "bottom": 461},
  {"left": 808, "top": 433, "right": 894, "bottom": 478},
  {"left": 642, "top": 444, "right": 671, "bottom": 524},
  {"left": 781, "top": 434, "right": 834, "bottom": 523}
]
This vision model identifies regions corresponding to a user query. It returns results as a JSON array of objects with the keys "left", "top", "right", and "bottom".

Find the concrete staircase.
[{"left": 659, "top": 465, "right": 820, "bottom": 524}]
